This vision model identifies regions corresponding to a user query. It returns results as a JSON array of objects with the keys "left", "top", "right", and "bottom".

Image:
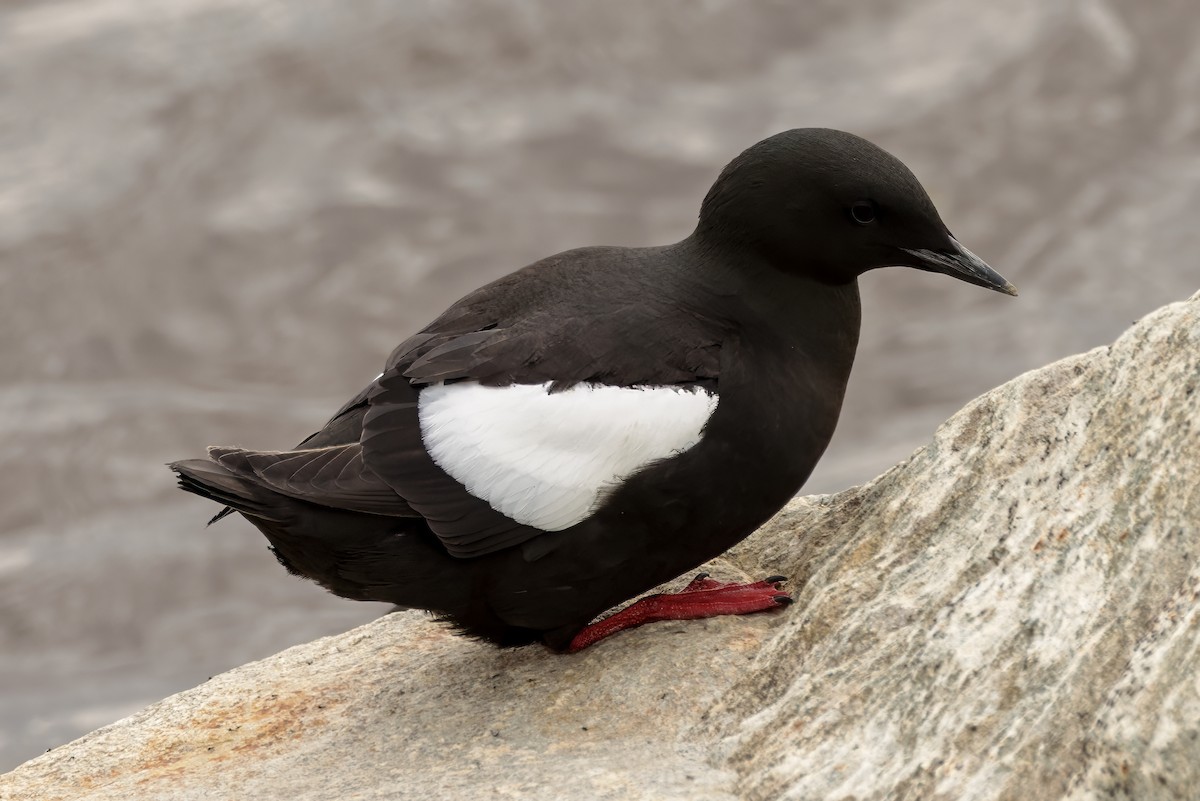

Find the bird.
[{"left": 170, "top": 128, "right": 1015, "bottom": 653}]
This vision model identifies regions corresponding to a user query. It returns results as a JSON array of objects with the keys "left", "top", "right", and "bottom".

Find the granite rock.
[{"left": 3, "top": 292, "right": 1197, "bottom": 799}]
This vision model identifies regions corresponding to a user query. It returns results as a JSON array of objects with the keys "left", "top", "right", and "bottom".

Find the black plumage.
[{"left": 171, "top": 129, "right": 1014, "bottom": 651}]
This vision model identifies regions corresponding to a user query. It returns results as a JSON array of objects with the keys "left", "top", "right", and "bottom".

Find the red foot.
[{"left": 566, "top": 573, "right": 792, "bottom": 652}]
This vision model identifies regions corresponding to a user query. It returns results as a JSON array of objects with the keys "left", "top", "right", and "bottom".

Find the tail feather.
[
  {"left": 168, "top": 455, "right": 471, "bottom": 614},
  {"left": 169, "top": 458, "right": 286, "bottom": 522},
  {"left": 208, "top": 506, "right": 236, "bottom": 526},
  {"left": 170, "top": 456, "right": 377, "bottom": 597}
]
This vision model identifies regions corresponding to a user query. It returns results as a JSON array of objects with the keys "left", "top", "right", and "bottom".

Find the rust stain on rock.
[{"left": 113, "top": 687, "right": 339, "bottom": 789}]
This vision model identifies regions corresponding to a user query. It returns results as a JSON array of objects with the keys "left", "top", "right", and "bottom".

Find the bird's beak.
[{"left": 901, "top": 238, "right": 1017, "bottom": 296}]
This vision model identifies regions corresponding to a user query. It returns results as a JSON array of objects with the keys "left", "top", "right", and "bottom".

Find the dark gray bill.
[{"left": 902, "top": 238, "right": 1018, "bottom": 296}]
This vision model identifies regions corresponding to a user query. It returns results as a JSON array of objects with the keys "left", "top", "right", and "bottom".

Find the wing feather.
[
  {"left": 353, "top": 250, "right": 725, "bottom": 558},
  {"left": 208, "top": 444, "right": 414, "bottom": 517},
  {"left": 417, "top": 381, "right": 719, "bottom": 532}
]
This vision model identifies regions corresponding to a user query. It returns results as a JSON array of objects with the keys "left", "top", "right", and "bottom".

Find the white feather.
[{"left": 417, "top": 381, "right": 719, "bottom": 531}]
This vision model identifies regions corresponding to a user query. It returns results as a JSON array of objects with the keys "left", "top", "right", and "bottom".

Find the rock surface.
[{"left": 4, "top": 294, "right": 1197, "bottom": 799}]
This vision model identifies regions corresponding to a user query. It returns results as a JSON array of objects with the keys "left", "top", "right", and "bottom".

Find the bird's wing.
[
  {"left": 417, "top": 379, "right": 718, "bottom": 529},
  {"left": 205, "top": 383, "right": 381, "bottom": 523},
  {"left": 296, "top": 384, "right": 373, "bottom": 449},
  {"left": 205, "top": 442, "right": 418, "bottom": 518},
  {"left": 358, "top": 262, "right": 725, "bottom": 559}
]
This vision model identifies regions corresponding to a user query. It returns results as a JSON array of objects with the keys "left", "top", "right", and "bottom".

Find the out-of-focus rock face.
[{"left": 4, "top": 293, "right": 1196, "bottom": 800}]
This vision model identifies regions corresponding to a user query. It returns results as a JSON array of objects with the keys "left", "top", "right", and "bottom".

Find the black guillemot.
[{"left": 171, "top": 128, "right": 1015, "bottom": 652}]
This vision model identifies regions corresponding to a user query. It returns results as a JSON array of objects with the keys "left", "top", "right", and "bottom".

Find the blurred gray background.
[{"left": 2, "top": 0, "right": 1198, "bottom": 771}]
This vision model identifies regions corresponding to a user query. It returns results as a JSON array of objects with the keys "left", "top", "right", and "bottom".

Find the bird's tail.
[
  {"left": 169, "top": 455, "right": 376, "bottom": 594},
  {"left": 169, "top": 457, "right": 283, "bottom": 523},
  {"left": 167, "top": 455, "right": 470, "bottom": 611}
]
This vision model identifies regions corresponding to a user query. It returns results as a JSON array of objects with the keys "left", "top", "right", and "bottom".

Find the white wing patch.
[{"left": 417, "top": 381, "right": 719, "bottom": 531}]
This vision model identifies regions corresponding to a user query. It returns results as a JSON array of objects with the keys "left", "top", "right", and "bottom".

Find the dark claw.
[
  {"left": 772, "top": 595, "right": 794, "bottom": 606},
  {"left": 693, "top": 572, "right": 711, "bottom": 581},
  {"left": 764, "top": 575, "right": 786, "bottom": 584}
]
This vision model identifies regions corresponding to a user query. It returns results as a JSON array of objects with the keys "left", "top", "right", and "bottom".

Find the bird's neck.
[
  {"left": 673, "top": 233, "right": 863, "bottom": 360},
  {"left": 670, "top": 235, "right": 863, "bottom": 502}
]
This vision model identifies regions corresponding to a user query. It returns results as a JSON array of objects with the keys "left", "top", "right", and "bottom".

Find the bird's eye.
[{"left": 850, "top": 200, "right": 877, "bottom": 225}]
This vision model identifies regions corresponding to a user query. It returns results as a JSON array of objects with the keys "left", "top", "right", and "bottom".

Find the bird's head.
[{"left": 696, "top": 128, "right": 1016, "bottom": 296}]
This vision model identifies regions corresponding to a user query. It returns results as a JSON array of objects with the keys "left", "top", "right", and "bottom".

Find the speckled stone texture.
[{"left": 3, "top": 291, "right": 1198, "bottom": 800}]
